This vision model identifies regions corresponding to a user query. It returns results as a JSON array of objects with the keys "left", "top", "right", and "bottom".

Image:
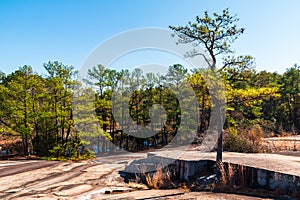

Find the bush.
[
  {"left": 223, "top": 128, "right": 250, "bottom": 153},
  {"left": 223, "top": 127, "right": 263, "bottom": 153},
  {"left": 47, "top": 140, "right": 95, "bottom": 161}
]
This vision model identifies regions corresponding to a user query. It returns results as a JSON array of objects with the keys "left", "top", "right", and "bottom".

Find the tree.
[
  {"left": 188, "top": 70, "right": 211, "bottom": 134},
  {"left": 0, "top": 71, "right": 5, "bottom": 83},
  {"left": 84, "top": 65, "right": 114, "bottom": 152},
  {"left": 44, "top": 61, "right": 77, "bottom": 146},
  {"left": 3, "top": 66, "right": 38, "bottom": 155},
  {"left": 170, "top": 8, "right": 254, "bottom": 175},
  {"left": 280, "top": 65, "right": 300, "bottom": 126},
  {"left": 0, "top": 72, "right": 11, "bottom": 136},
  {"left": 170, "top": 9, "right": 248, "bottom": 70},
  {"left": 73, "top": 84, "right": 111, "bottom": 155}
]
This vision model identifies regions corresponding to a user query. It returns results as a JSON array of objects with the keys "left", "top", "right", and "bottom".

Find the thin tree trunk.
[
  {"left": 65, "top": 107, "right": 73, "bottom": 144},
  {"left": 24, "top": 91, "right": 30, "bottom": 156}
]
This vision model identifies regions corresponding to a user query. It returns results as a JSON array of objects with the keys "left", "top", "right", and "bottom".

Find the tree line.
[
  {"left": 0, "top": 61, "right": 299, "bottom": 156},
  {"left": 0, "top": 9, "right": 299, "bottom": 158}
]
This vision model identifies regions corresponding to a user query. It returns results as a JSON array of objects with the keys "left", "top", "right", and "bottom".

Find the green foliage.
[
  {"left": 170, "top": 8, "right": 245, "bottom": 69},
  {"left": 49, "top": 143, "right": 66, "bottom": 158},
  {"left": 47, "top": 140, "right": 95, "bottom": 161},
  {"left": 1, "top": 60, "right": 299, "bottom": 155}
]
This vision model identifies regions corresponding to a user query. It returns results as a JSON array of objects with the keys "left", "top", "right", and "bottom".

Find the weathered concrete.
[
  {"left": 218, "top": 162, "right": 300, "bottom": 194},
  {"left": 122, "top": 150, "right": 300, "bottom": 194},
  {"left": 148, "top": 151, "right": 300, "bottom": 176}
]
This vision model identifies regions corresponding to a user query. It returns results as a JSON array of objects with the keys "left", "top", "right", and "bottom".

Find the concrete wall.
[
  {"left": 140, "top": 156, "right": 299, "bottom": 193},
  {"left": 122, "top": 154, "right": 300, "bottom": 195}
]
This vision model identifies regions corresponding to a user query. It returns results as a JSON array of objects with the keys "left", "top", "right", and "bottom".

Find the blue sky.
[{"left": 1, "top": 0, "right": 300, "bottom": 75}]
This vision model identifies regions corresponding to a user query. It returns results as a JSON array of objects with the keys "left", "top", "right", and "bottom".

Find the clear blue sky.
[{"left": 1, "top": 0, "right": 300, "bottom": 75}]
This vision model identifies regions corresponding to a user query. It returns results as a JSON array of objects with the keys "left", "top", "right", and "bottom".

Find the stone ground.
[
  {"left": 0, "top": 142, "right": 299, "bottom": 199},
  {"left": 100, "top": 190, "right": 276, "bottom": 200},
  {"left": 0, "top": 153, "right": 146, "bottom": 200}
]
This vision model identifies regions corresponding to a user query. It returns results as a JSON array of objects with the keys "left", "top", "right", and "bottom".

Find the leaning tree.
[{"left": 170, "top": 8, "right": 254, "bottom": 175}]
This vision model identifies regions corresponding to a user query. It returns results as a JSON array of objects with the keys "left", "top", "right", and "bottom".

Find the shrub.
[
  {"left": 223, "top": 128, "right": 251, "bottom": 153},
  {"left": 223, "top": 127, "right": 263, "bottom": 153},
  {"left": 47, "top": 140, "right": 95, "bottom": 161}
]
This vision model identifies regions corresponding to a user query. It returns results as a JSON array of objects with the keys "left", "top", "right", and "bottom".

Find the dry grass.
[
  {"left": 247, "top": 127, "right": 263, "bottom": 146},
  {"left": 218, "top": 161, "right": 227, "bottom": 185},
  {"left": 145, "top": 167, "right": 163, "bottom": 189},
  {"left": 127, "top": 182, "right": 148, "bottom": 190},
  {"left": 262, "top": 138, "right": 300, "bottom": 152},
  {"left": 137, "top": 165, "right": 176, "bottom": 189},
  {"left": 224, "top": 126, "right": 300, "bottom": 153},
  {"left": 216, "top": 162, "right": 244, "bottom": 192}
]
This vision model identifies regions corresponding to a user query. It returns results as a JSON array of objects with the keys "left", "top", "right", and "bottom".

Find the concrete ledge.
[{"left": 122, "top": 150, "right": 300, "bottom": 193}]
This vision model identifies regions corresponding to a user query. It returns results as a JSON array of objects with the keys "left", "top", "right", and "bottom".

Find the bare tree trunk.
[{"left": 216, "top": 130, "right": 223, "bottom": 162}]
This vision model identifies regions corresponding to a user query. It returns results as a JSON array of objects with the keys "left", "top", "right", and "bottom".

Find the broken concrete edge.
[{"left": 120, "top": 152, "right": 300, "bottom": 194}]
